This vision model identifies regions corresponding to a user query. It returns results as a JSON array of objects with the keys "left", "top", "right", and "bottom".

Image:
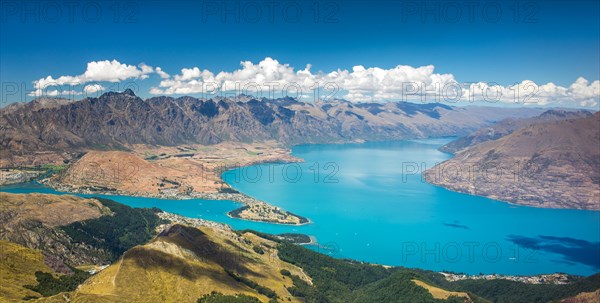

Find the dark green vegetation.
[
  {"left": 280, "top": 269, "right": 291, "bottom": 276},
  {"left": 24, "top": 268, "right": 90, "bottom": 298},
  {"left": 405, "top": 265, "right": 600, "bottom": 303},
  {"left": 218, "top": 187, "right": 240, "bottom": 194},
  {"left": 197, "top": 292, "right": 261, "bottom": 303},
  {"left": 225, "top": 269, "right": 278, "bottom": 299},
  {"left": 277, "top": 241, "right": 466, "bottom": 303},
  {"left": 228, "top": 206, "right": 249, "bottom": 218},
  {"left": 352, "top": 272, "right": 468, "bottom": 303},
  {"left": 252, "top": 245, "right": 265, "bottom": 255},
  {"left": 286, "top": 211, "right": 310, "bottom": 224},
  {"left": 4, "top": 164, "right": 69, "bottom": 182},
  {"left": 61, "top": 198, "right": 165, "bottom": 261},
  {"left": 268, "top": 234, "right": 600, "bottom": 303},
  {"left": 38, "top": 164, "right": 68, "bottom": 173},
  {"left": 449, "top": 274, "right": 600, "bottom": 303},
  {"left": 277, "top": 233, "right": 312, "bottom": 244}
]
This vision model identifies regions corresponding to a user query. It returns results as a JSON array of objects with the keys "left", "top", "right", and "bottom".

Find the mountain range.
[
  {"left": 0, "top": 90, "right": 545, "bottom": 166},
  {"left": 439, "top": 109, "right": 593, "bottom": 154}
]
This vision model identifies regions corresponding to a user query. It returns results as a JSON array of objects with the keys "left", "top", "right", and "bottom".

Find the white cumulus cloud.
[
  {"left": 29, "top": 60, "right": 162, "bottom": 97},
  {"left": 150, "top": 57, "right": 599, "bottom": 107},
  {"left": 29, "top": 58, "right": 600, "bottom": 108},
  {"left": 150, "top": 57, "right": 457, "bottom": 101},
  {"left": 460, "top": 78, "right": 599, "bottom": 107},
  {"left": 83, "top": 84, "right": 105, "bottom": 94},
  {"left": 155, "top": 67, "right": 170, "bottom": 79}
]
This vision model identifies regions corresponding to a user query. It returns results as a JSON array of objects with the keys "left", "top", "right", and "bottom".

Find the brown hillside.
[
  {"left": 425, "top": 113, "right": 600, "bottom": 209},
  {"left": 45, "top": 224, "right": 310, "bottom": 303}
]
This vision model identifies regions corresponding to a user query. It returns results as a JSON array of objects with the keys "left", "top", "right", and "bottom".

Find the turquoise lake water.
[{"left": 2, "top": 138, "right": 599, "bottom": 276}]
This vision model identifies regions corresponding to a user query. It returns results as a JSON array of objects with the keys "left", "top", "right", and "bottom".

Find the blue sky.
[{"left": 1, "top": 0, "right": 599, "bottom": 107}]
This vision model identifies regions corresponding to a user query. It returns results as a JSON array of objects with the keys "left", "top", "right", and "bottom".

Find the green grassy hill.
[{"left": 0, "top": 240, "right": 55, "bottom": 302}]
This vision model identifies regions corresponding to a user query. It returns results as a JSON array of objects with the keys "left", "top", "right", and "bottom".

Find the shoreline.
[
  {"left": 226, "top": 209, "right": 311, "bottom": 226},
  {"left": 439, "top": 272, "right": 576, "bottom": 285},
  {"left": 36, "top": 146, "right": 314, "bottom": 225},
  {"left": 41, "top": 173, "right": 312, "bottom": 226},
  {"left": 422, "top": 171, "right": 600, "bottom": 212},
  {"left": 297, "top": 235, "right": 317, "bottom": 245}
]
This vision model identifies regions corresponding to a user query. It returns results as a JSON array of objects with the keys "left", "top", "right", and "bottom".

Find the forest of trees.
[
  {"left": 271, "top": 233, "right": 600, "bottom": 303},
  {"left": 61, "top": 198, "right": 166, "bottom": 261},
  {"left": 276, "top": 241, "right": 470, "bottom": 303},
  {"left": 197, "top": 291, "right": 261, "bottom": 303},
  {"left": 24, "top": 268, "right": 90, "bottom": 299}
]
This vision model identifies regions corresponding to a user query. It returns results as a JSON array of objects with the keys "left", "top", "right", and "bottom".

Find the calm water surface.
[{"left": 3, "top": 139, "right": 599, "bottom": 276}]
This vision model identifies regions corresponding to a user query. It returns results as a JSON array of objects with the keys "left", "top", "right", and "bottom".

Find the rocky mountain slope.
[
  {"left": 0, "top": 90, "right": 545, "bottom": 166},
  {"left": 425, "top": 112, "right": 600, "bottom": 210},
  {"left": 0, "top": 193, "right": 113, "bottom": 273},
  {"left": 440, "top": 109, "right": 593, "bottom": 154}
]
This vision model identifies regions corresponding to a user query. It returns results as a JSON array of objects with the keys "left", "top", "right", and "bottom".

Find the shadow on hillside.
[{"left": 125, "top": 224, "right": 266, "bottom": 279}]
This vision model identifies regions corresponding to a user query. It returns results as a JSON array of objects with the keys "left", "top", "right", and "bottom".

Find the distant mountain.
[
  {"left": 0, "top": 90, "right": 545, "bottom": 166},
  {"left": 425, "top": 113, "right": 600, "bottom": 210},
  {"left": 2, "top": 97, "right": 72, "bottom": 112},
  {"left": 440, "top": 109, "right": 593, "bottom": 154}
]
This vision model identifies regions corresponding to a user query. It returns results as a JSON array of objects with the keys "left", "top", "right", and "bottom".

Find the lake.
[{"left": 2, "top": 138, "right": 599, "bottom": 276}]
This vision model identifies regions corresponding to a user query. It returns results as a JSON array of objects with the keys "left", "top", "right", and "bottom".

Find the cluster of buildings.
[{"left": 440, "top": 272, "right": 572, "bottom": 285}]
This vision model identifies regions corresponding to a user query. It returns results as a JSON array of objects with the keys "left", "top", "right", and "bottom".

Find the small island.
[{"left": 228, "top": 204, "right": 309, "bottom": 225}]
